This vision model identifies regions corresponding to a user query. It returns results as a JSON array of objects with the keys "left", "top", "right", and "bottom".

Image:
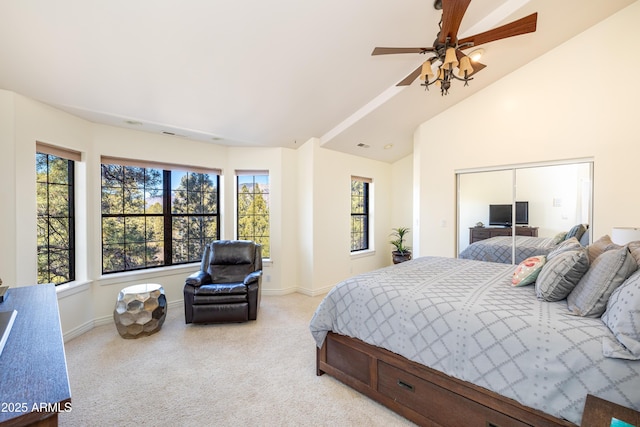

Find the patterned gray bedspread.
[
  {"left": 459, "top": 235, "right": 557, "bottom": 264},
  {"left": 309, "top": 257, "right": 640, "bottom": 425}
]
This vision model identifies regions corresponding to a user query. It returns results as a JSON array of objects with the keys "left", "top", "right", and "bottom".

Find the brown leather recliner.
[{"left": 184, "top": 240, "right": 262, "bottom": 324}]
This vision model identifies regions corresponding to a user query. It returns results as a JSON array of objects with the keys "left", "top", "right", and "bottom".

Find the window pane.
[
  {"left": 48, "top": 184, "right": 70, "bottom": 217},
  {"left": 102, "top": 217, "right": 125, "bottom": 244},
  {"left": 103, "top": 244, "right": 125, "bottom": 273},
  {"left": 125, "top": 243, "right": 146, "bottom": 270},
  {"left": 350, "top": 179, "right": 369, "bottom": 252},
  {"left": 101, "top": 163, "right": 219, "bottom": 273},
  {"left": 101, "top": 164, "right": 124, "bottom": 187},
  {"left": 48, "top": 157, "right": 69, "bottom": 184},
  {"left": 37, "top": 152, "right": 75, "bottom": 285},
  {"left": 125, "top": 217, "right": 146, "bottom": 244},
  {"left": 237, "top": 174, "right": 270, "bottom": 257}
]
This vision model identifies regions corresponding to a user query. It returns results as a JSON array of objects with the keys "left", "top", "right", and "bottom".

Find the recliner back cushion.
[
  {"left": 207, "top": 240, "right": 258, "bottom": 283},
  {"left": 210, "top": 241, "right": 255, "bottom": 265}
]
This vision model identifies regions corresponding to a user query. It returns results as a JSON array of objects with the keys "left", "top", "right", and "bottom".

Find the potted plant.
[{"left": 390, "top": 227, "right": 412, "bottom": 264}]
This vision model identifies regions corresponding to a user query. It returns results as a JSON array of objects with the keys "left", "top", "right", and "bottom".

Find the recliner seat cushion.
[{"left": 191, "top": 282, "right": 247, "bottom": 305}]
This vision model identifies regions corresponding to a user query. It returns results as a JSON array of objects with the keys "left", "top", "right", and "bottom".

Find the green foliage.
[
  {"left": 171, "top": 172, "right": 218, "bottom": 263},
  {"left": 36, "top": 153, "right": 74, "bottom": 284},
  {"left": 390, "top": 227, "right": 411, "bottom": 254},
  {"left": 101, "top": 166, "right": 219, "bottom": 273},
  {"left": 237, "top": 178, "right": 270, "bottom": 258}
]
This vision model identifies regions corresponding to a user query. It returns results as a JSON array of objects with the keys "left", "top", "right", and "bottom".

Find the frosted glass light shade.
[
  {"left": 420, "top": 60, "right": 434, "bottom": 80},
  {"left": 458, "top": 55, "right": 473, "bottom": 77},
  {"left": 443, "top": 47, "right": 458, "bottom": 68},
  {"left": 611, "top": 227, "right": 640, "bottom": 245}
]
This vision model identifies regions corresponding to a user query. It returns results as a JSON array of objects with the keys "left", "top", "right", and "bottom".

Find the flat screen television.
[{"left": 489, "top": 202, "right": 529, "bottom": 226}]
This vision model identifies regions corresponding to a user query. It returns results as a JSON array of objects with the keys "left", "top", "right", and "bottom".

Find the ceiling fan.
[{"left": 372, "top": 0, "right": 538, "bottom": 95}]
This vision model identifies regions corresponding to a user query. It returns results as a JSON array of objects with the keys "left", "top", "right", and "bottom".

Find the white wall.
[
  {"left": 414, "top": 2, "right": 640, "bottom": 258},
  {"left": 296, "top": 139, "right": 395, "bottom": 295},
  {"left": 0, "top": 91, "right": 16, "bottom": 287},
  {"left": 391, "top": 154, "right": 414, "bottom": 252}
]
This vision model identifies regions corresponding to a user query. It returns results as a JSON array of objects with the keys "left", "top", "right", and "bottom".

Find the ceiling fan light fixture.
[
  {"left": 469, "top": 48, "right": 484, "bottom": 62},
  {"left": 372, "top": 2, "right": 537, "bottom": 96}
]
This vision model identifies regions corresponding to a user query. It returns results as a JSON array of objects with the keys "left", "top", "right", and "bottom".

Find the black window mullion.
[
  {"left": 67, "top": 159, "right": 76, "bottom": 281},
  {"left": 163, "top": 170, "right": 172, "bottom": 265}
]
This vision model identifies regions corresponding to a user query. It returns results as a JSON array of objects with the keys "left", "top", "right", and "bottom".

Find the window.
[
  {"left": 101, "top": 157, "right": 220, "bottom": 274},
  {"left": 36, "top": 143, "right": 80, "bottom": 285},
  {"left": 237, "top": 171, "right": 270, "bottom": 258},
  {"left": 351, "top": 177, "right": 370, "bottom": 252}
]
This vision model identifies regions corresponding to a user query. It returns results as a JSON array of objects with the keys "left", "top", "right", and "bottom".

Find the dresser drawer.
[{"left": 377, "top": 361, "right": 531, "bottom": 427}]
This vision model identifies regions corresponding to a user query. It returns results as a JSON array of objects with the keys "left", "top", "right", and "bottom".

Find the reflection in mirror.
[
  {"left": 457, "top": 161, "right": 592, "bottom": 265},
  {"left": 515, "top": 163, "right": 591, "bottom": 239},
  {"left": 458, "top": 170, "right": 513, "bottom": 263}
]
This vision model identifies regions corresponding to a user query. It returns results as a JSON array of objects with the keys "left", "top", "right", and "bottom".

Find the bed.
[
  {"left": 459, "top": 235, "right": 559, "bottom": 264},
  {"left": 309, "top": 256, "right": 640, "bottom": 426},
  {"left": 459, "top": 225, "right": 589, "bottom": 264}
]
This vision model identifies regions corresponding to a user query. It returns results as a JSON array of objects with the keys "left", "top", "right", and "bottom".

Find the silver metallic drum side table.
[{"left": 113, "top": 283, "right": 167, "bottom": 338}]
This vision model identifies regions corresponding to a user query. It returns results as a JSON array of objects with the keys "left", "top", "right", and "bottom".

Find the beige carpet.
[{"left": 60, "top": 293, "right": 414, "bottom": 426}]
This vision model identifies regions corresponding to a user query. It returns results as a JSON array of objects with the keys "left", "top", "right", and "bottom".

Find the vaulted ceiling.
[{"left": 0, "top": 0, "right": 635, "bottom": 162}]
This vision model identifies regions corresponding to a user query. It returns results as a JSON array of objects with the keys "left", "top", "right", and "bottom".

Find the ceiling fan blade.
[
  {"left": 458, "top": 12, "right": 537, "bottom": 48},
  {"left": 469, "top": 61, "right": 486, "bottom": 77},
  {"left": 396, "top": 65, "right": 422, "bottom": 86},
  {"left": 372, "top": 47, "right": 434, "bottom": 55},
  {"left": 438, "top": 0, "right": 472, "bottom": 44}
]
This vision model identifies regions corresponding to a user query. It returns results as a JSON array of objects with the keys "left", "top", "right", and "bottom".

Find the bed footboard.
[{"left": 317, "top": 332, "right": 576, "bottom": 427}]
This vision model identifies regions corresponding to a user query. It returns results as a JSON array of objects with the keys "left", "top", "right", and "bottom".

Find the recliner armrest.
[
  {"left": 186, "top": 271, "right": 212, "bottom": 286},
  {"left": 244, "top": 271, "right": 262, "bottom": 286}
]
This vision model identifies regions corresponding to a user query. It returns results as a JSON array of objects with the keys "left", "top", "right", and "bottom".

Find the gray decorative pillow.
[
  {"left": 567, "top": 247, "right": 638, "bottom": 317},
  {"left": 602, "top": 270, "right": 640, "bottom": 360},
  {"left": 565, "top": 224, "right": 587, "bottom": 242},
  {"left": 535, "top": 248, "right": 589, "bottom": 301},
  {"left": 586, "top": 235, "right": 621, "bottom": 264},
  {"left": 546, "top": 237, "right": 583, "bottom": 261}
]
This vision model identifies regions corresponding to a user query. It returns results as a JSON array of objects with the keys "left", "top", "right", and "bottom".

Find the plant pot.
[{"left": 392, "top": 251, "right": 412, "bottom": 264}]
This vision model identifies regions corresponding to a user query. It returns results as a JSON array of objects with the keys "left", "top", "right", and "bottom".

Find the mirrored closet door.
[{"left": 457, "top": 160, "right": 593, "bottom": 264}]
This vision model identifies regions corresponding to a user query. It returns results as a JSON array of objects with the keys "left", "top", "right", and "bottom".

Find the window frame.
[
  {"left": 100, "top": 157, "right": 221, "bottom": 274},
  {"left": 36, "top": 142, "right": 80, "bottom": 285},
  {"left": 236, "top": 170, "right": 270, "bottom": 258},
  {"left": 350, "top": 176, "right": 371, "bottom": 252}
]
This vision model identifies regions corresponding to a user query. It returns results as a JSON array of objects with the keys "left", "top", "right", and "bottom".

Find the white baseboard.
[{"left": 63, "top": 299, "right": 184, "bottom": 342}]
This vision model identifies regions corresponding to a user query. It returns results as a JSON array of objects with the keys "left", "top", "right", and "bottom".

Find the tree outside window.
[
  {"left": 36, "top": 150, "right": 76, "bottom": 285},
  {"left": 237, "top": 173, "right": 270, "bottom": 258},
  {"left": 101, "top": 160, "right": 219, "bottom": 274}
]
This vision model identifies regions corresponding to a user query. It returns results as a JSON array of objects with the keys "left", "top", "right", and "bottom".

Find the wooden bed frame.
[{"left": 316, "top": 331, "right": 577, "bottom": 427}]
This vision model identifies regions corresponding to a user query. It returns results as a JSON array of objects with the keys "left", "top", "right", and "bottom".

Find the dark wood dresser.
[
  {"left": 469, "top": 226, "right": 538, "bottom": 244},
  {"left": 0, "top": 284, "right": 71, "bottom": 426}
]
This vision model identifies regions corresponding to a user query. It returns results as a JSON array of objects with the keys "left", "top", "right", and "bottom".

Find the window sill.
[
  {"left": 55, "top": 280, "right": 92, "bottom": 299},
  {"left": 350, "top": 249, "right": 376, "bottom": 259},
  {"left": 97, "top": 263, "right": 200, "bottom": 286}
]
